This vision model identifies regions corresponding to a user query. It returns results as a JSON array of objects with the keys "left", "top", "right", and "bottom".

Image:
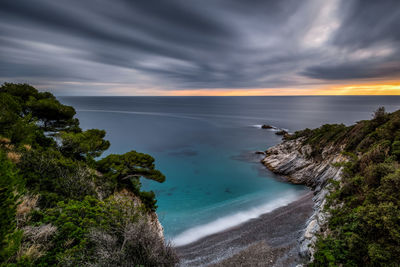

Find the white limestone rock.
[{"left": 262, "top": 138, "right": 347, "bottom": 261}]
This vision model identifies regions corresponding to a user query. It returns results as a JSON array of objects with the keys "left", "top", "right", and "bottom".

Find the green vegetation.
[
  {"left": 0, "top": 83, "right": 178, "bottom": 266},
  {"left": 292, "top": 107, "right": 400, "bottom": 266}
]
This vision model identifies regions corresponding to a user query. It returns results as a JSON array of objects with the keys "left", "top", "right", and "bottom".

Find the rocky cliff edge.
[{"left": 262, "top": 137, "right": 347, "bottom": 260}]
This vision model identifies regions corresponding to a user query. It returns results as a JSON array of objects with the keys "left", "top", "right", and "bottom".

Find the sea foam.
[{"left": 172, "top": 192, "right": 301, "bottom": 246}]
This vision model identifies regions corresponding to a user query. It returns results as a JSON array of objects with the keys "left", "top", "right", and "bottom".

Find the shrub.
[
  {"left": 86, "top": 219, "right": 179, "bottom": 267},
  {"left": 392, "top": 141, "right": 400, "bottom": 159},
  {"left": 311, "top": 109, "right": 400, "bottom": 265},
  {"left": 0, "top": 151, "right": 23, "bottom": 263}
]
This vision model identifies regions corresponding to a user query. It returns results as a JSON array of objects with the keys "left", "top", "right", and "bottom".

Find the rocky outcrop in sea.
[{"left": 262, "top": 137, "right": 348, "bottom": 261}]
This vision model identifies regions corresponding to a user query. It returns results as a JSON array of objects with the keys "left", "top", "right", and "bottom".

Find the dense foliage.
[
  {"left": 0, "top": 83, "right": 178, "bottom": 266},
  {"left": 292, "top": 108, "right": 400, "bottom": 266}
]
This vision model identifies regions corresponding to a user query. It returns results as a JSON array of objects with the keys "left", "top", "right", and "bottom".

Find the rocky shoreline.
[
  {"left": 262, "top": 137, "right": 347, "bottom": 261},
  {"left": 176, "top": 136, "right": 349, "bottom": 266}
]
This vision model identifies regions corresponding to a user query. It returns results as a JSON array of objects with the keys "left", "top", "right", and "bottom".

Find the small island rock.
[
  {"left": 275, "top": 130, "right": 291, "bottom": 139},
  {"left": 261, "top": 124, "right": 274, "bottom": 129},
  {"left": 275, "top": 130, "right": 288, "bottom": 135}
]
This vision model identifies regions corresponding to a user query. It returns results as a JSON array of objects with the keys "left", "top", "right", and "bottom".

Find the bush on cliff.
[
  {"left": 299, "top": 107, "right": 400, "bottom": 266},
  {"left": 0, "top": 151, "right": 23, "bottom": 264},
  {"left": 0, "top": 83, "right": 178, "bottom": 266}
]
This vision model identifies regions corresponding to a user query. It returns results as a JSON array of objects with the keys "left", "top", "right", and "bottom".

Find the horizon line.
[{"left": 58, "top": 94, "right": 400, "bottom": 97}]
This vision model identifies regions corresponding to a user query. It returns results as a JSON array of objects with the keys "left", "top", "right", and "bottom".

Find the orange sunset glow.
[{"left": 165, "top": 83, "right": 400, "bottom": 96}]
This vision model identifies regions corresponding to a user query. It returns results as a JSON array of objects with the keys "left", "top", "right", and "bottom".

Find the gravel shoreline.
[{"left": 176, "top": 191, "right": 314, "bottom": 266}]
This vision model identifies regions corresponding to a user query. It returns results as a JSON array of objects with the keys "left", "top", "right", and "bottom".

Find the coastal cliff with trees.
[
  {"left": 0, "top": 83, "right": 178, "bottom": 266},
  {"left": 263, "top": 107, "right": 400, "bottom": 266}
]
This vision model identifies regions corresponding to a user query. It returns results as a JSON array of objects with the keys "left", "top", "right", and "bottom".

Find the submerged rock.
[
  {"left": 275, "top": 130, "right": 288, "bottom": 136},
  {"left": 275, "top": 130, "right": 292, "bottom": 140}
]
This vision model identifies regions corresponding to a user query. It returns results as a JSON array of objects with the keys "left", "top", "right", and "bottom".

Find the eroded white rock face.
[
  {"left": 148, "top": 212, "right": 165, "bottom": 239},
  {"left": 304, "top": 219, "right": 318, "bottom": 239},
  {"left": 262, "top": 138, "right": 347, "bottom": 261},
  {"left": 113, "top": 189, "right": 165, "bottom": 240}
]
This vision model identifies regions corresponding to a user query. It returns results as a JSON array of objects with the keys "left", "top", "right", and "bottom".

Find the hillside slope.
[
  {"left": 263, "top": 108, "right": 400, "bottom": 266},
  {"left": 0, "top": 83, "right": 178, "bottom": 266}
]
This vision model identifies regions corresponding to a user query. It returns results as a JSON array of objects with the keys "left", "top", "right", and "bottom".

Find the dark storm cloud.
[
  {"left": 303, "top": 62, "right": 400, "bottom": 80},
  {"left": 0, "top": 0, "right": 399, "bottom": 94},
  {"left": 333, "top": 0, "right": 400, "bottom": 48},
  {"left": 303, "top": 0, "right": 400, "bottom": 81}
]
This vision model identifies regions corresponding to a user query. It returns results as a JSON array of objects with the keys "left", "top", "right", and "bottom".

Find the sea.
[{"left": 60, "top": 96, "right": 400, "bottom": 246}]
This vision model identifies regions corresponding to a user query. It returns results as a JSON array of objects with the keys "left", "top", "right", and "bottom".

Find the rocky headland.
[
  {"left": 259, "top": 108, "right": 400, "bottom": 266},
  {"left": 262, "top": 137, "right": 348, "bottom": 261}
]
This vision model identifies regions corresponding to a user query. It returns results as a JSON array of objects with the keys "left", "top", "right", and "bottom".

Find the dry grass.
[
  {"left": 19, "top": 244, "right": 45, "bottom": 261},
  {"left": 4, "top": 143, "right": 15, "bottom": 150},
  {"left": 64, "top": 238, "right": 75, "bottom": 248},
  {"left": 57, "top": 164, "right": 98, "bottom": 199},
  {"left": 17, "top": 224, "right": 57, "bottom": 261},
  {"left": 87, "top": 219, "right": 179, "bottom": 267},
  {"left": 23, "top": 224, "right": 57, "bottom": 244},
  {"left": 0, "top": 136, "right": 11, "bottom": 144},
  {"left": 7, "top": 151, "right": 21, "bottom": 163},
  {"left": 23, "top": 144, "right": 32, "bottom": 150},
  {"left": 16, "top": 195, "right": 39, "bottom": 226},
  {"left": 113, "top": 189, "right": 141, "bottom": 207}
]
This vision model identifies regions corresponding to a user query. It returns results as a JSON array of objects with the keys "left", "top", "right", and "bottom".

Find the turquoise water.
[{"left": 60, "top": 96, "right": 400, "bottom": 245}]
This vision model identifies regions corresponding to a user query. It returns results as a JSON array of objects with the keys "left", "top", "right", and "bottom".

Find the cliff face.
[
  {"left": 262, "top": 138, "right": 347, "bottom": 259},
  {"left": 148, "top": 211, "right": 165, "bottom": 239},
  {"left": 115, "top": 189, "right": 164, "bottom": 239}
]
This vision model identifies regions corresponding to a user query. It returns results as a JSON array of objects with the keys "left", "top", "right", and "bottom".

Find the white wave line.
[
  {"left": 76, "top": 109, "right": 206, "bottom": 121},
  {"left": 172, "top": 192, "right": 302, "bottom": 246}
]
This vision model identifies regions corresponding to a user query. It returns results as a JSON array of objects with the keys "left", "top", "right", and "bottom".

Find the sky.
[{"left": 1, "top": 0, "right": 400, "bottom": 96}]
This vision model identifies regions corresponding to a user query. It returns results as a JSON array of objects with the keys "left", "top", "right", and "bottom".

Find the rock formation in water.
[{"left": 262, "top": 124, "right": 274, "bottom": 129}]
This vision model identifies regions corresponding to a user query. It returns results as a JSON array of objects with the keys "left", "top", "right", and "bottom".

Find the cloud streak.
[{"left": 0, "top": 0, "right": 399, "bottom": 95}]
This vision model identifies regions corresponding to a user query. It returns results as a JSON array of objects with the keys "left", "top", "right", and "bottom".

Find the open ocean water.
[{"left": 60, "top": 96, "right": 400, "bottom": 246}]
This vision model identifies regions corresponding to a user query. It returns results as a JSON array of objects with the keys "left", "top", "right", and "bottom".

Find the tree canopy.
[
  {"left": 0, "top": 82, "right": 79, "bottom": 133},
  {"left": 59, "top": 129, "right": 110, "bottom": 161},
  {"left": 0, "top": 83, "right": 176, "bottom": 266},
  {"left": 97, "top": 151, "right": 166, "bottom": 183}
]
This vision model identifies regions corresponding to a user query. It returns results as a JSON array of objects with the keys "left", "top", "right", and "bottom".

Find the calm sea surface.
[{"left": 60, "top": 96, "right": 400, "bottom": 245}]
